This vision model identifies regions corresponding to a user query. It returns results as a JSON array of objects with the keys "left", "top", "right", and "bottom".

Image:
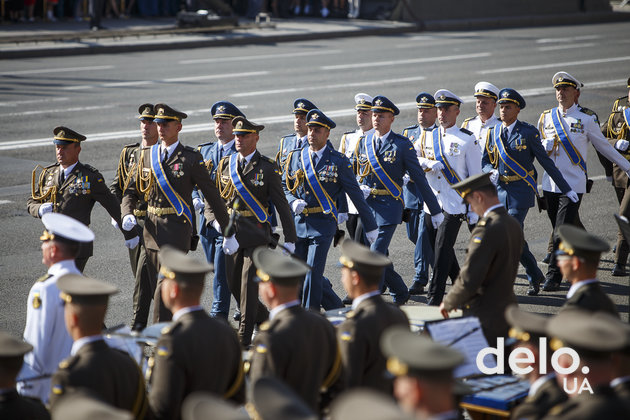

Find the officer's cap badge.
[
  {"left": 58, "top": 130, "right": 65, "bottom": 138},
  {"left": 236, "top": 121, "right": 243, "bottom": 129},
  {"left": 375, "top": 99, "right": 382, "bottom": 106},
  {"left": 420, "top": 96, "right": 427, "bottom": 102},
  {"left": 558, "top": 77, "right": 564, "bottom": 82},
  {"left": 297, "top": 102, "right": 305, "bottom": 108},
  {"left": 143, "top": 107, "right": 151, "bottom": 114},
  {"left": 358, "top": 98, "right": 366, "bottom": 104},
  {"left": 439, "top": 95, "right": 446, "bottom": 100},
  {"left": 217, "top": 105, "right": 226, "bottom": 113},
  {"left": 311, "top": 113, "right": 319, "bottom": 120},
  {"left": 502, "top": 91, "right": 509, "bottom": 98},
  {"left": 157, "top": 108, "right": 165, "bottom": 115}
]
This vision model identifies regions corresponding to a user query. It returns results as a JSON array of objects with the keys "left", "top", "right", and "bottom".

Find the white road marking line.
[
  {"left": 538, "top": 42, "right": 595, "bottom": 52},
  {"left": 321, "top": 52, "right": 492, "bottom": 70},
  {"left": 0, "top": 65, "right": 114, "bottom": 76},
  {"left": 231, "top": 76, "right": 426, "bottom": 98},
  {"left": 179, "top": 50, "right": 343, "bottom": 64},
  {"left": 0, "top": 97, "right": 69, "bottom": 107},
  {"left": 478, "top": 56, "right": 630, "bottom": 74},
  {"left": 62, "top": 71, "right": 269, "bottom": 90},
  {"left": 1, "top": 104, "right": 115, "bottom": 117},
  {"left": 0, "top": 200, "right": 12, "bottom": 205},
  {"left": 536, "top": 35, "right": 601, "bottom": 44}
]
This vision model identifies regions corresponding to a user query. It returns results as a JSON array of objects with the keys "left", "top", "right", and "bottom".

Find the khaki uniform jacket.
[
  {"left": 0, "top": 389, "right": 50, "bottom": 420},
  {"left": 542, "top": 385, "right": 630, "bottom": 419},
  {"left": 121, "top": 142, "right": 229, "bottom": 251},
  {"left": 336, "top": 295, "right": 409, "bottom": 394},
  {"left": 149, "top": 309, "right": 245, "bottom": 420},
  {"left": 208, "top": 150, "right": 297, "bottom": 249},
  {"left": 511, "top": 377, "right": 567, "bottom": 420},
  {"left": 110, "top": 143, "right": 148, "bottom": 215},
  {"left": 49, "top": 339, "right": 149, "bottom": 419},
  {"left": 443, "top": 206, "right": 523, "bottom": 345},
  {"left": 27, "top": 161, "right": 132, "bottom": 258},
  {"left": 601, "top": 97, "right": 630, "bottom": 189},
  {"left": 249, "top": 305, "right": 340, "bottom": 412},
  {"left": 560, "top": 282, "right": 619, "bottom": 317}
]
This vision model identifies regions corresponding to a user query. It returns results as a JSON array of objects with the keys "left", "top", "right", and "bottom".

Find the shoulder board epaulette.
[
  {"left": 463, "top": 116, "right": 476, "bottom": 122},
  {"left": 541, "top": 109, "right": 552, "bottom": 115},
  {"left": 281, "top": 133, "right": 296, "bottom": 139},
  {"left": 81, "top": 163, "right": 99, "bottom": 172},
  {"left": 44, "top": 162, "right": 59, "bottom": 169},
  {"left": 460, "top": 128, "right": 473, "bottom": 136},
  {"left": 37, "top": 273, "right": 52, "bottom": 283},
  {"left": 184, "top": 145, "right": 197, "bottom": 152},
  {"left": 123, "top": 142, "right": 140, "bottom": 149},
  {"left": 343, "top": 130, "right": 355, "bottom": 135},
  {"left": 579, "top": 106, "right": 597, "bottom": 117},
  {"left": 58, "top": 355, "right": 77, "bottom": 370},
  {"left": 196, "top": 141, "right": 214, "bottom": 151},
  {"left": 403, "top": 124, "right": 419, "bottom": 131},
  {"left": 259, "top": 321, "right": 271, "bottom": 331},
  {"left": 477, "top": 219, "right": 487, "bottom": 227},
  {"left": 261, "top": 155, "right": 277, "bottom": 164}
]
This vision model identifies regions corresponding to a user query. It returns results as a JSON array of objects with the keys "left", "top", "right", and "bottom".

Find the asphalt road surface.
[{"left": 1, "top": 21, "right": 629, "bottom": 338}]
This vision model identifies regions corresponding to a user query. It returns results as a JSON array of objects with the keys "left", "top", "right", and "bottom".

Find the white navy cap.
[
  {"left": 354, "top": 93, "right": 373, "bottom": 110},
  {"left": 474, "top": 81, "right": 500, "bottom": 100},
  {"left": 40, "top": 213, "right": 95, "bottom": 244},
  {"left": 552, "top": 71, "right": 583, "bottom": 89},
  {"left": 434, "top": 89, "right": 463, "bottom": 107}
]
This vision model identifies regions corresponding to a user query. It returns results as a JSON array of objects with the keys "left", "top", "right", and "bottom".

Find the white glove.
[
  {"left": 125, "top": 236, "right": 140, "bottom": 249},
  {"left": 431, "top": 212, "right": 444, "bottom": 229},
  {"left": 625, "top": 169, "right": 630, "bottom": 180},
  {"left": 615, "top": 140, "right": 630, "bottom": 152},
  {"left": 291, "top": 199, "right": 307, "bottom": 215},
  {"left": 427, "top": 160, "right": 445, "bottom": 173},
  {"left": 110, "top": 217, "right": 119, "bottom": 229},
  {"left": 542, "top": 139, "right": 555, "bottom": 152},
  {"left": 38, "top": 202, "right": 53, "bottom": 217},
  {"left": 212, "top": 220, "right": 221, "bottom": 234},
  {"left": 122, "top": 215, "right": 137, "bottom": 231},
  {"left": 402, "top": 174, "right": 410, "bottom": 186},
  {"left": 222, "top": 235, "right": 239, "bottom": 255},
  {"left": 360, "top": 185, "right": 372, "bottom": 199},
  {"left": 489, "top": 169, "right": 499, "bottom": 185},
  {"left": 283, "top": 242, "right": 296, "bottom": 255},
  {"left": 566, "top": 190, "right": 579, "bottom": 203},
  {"left": 193, "top": 197, "right": 205, "bottom": 212},
  {"left": 366, "top": 229, "right": 379, "bottom": 245},
  {"left": 337, "top": 213, "right": 348, "bottom": 224},
  {"left": 271, "top": 226, "right": 278, "bottom": 234},
  {"left": 467, "top": 211, "right": 479, "bottom": 225}
]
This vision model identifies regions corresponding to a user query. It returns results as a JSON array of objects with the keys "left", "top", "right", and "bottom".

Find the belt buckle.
[
  {"left": 370, "top": 188, "right": 377, "bottom": 195},
  {"left": 302, "top": 208, "right": 309, "bottom": 216},
  {"left": 155, "top": 207, "right": 163, "bottom": 216}
]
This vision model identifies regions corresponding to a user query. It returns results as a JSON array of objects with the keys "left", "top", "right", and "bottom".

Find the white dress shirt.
[
  {"left": 462, "top": 114, "right": 500, "bottom": 154},
  {"left": 340, "top": 128, "right": 374, "bottom": 214}
]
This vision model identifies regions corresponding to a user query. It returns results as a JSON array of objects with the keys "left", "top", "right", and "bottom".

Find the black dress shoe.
[
  {"left": 612, "top": 264, "right": 627, "bottom": 277},
  {"left": 380, "top": 284, "right": 387, "bottom": 294},
  {"left": 542, "top": 280, "right": 560, "bottom": 292},
  {"left": 542, "top": 253, "right": 551, "bottom": 264},
  {"left": 233, "top": 310, "right": 241, "bottom": 321},
  {"left": 408, "top": 281, "right": 425, "bottom": 295},
  {"left": 527, "top": 278, "right": 541, "bottom": 296},
  {"left": 393, "top": 293, "right": 410, "bottom": 306},
  {"left": 342, "top": 295, "right": 352, "bottom": 305}
]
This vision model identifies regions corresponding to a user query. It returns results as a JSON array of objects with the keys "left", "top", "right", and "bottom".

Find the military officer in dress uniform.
[
  {"left": 49, "top": 275, "right": 149, "bottom": 419},
  {"left": 192, "top": 101, "right": 245, "bottom": 321},
  {"left": 27, "top": 126, "right": 137, "bottom": 272},
  {"left": 610, "top": 314, "right": 630, "bottom": 401},
  {"left": 211, "top": 116, "right": 297, "bottom": 347},
  {"left": 538, "top": 72, "right": 630, "bottom": 291},
  {"left": 336, "top": 239, "right": 409, "bottom": 394},
  {"left": 440, "top": 173, "right": 523, "bottom": 346},
  {"left": 121, "top": 103, "right": 232, "bottom": 323},
  {"left": 554, "top": 225, "right": 619, "bottom": 316},
  {"left": 381, "top": 326, "right": 465, "bottom": 420},
  {"left": 339, "top": 93, "right": 375, "bottom": 243},
  {"left": 601, "top": 78, "right": 630, "bottom": 277},
  {"left": 18, "top": 213, "right": 93, "bottom": 404},
  {"left": 352, "top": 95, "right": 443, "bottom": 304},
  {"left": 505, "top": 305, "right": 567, "bottom": 420},
  {"left": 110, "top": 104, "right": 158, "bottom": 331},
  {"left": 0, "top": 332, "right": 49, "bottom": 419},
  {"left": 251, "top": 376, "right": 318, "bottom": 420},
  {"left": 277, "top": 98, "right": 318, "bottom": 171},
  {"left": 461, "top": 82, "right": 501, "bottom": 155},
  {"left": 149, "top": 246, "right": 244, "bottom": 420},
  {"left": 249, "top": 247, "right": 341, "bottom": 412},
  {"left": 417, "top": 89, "right": 482, "bottom": 306},
  {"left": 544, "top": 309, "right": 630, "bottom": 419},
  {"left": 283, "top": 109, "right": 378, "bottom": 311},
  {"left": 483, "top": 89, "right": 577, "bottom": 296}
]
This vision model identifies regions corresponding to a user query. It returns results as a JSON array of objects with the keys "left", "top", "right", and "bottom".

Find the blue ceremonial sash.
[
  {"left": 624, "top": 108, "right": 630, "bottom": 129},
  {"left": 432, "top": 128, "right": 462, "bottom": 185},
  {"left": 364, "top": 133, "right": 401, "bottom": 199},
  {"left": 491, "top": 125, "right": 538, "bottom": 195},
  {"left": 300, "top": 147, "right": 337, "bottom": 220},
  {"left": 550, "top": 108, "right": 586, "bottom": 173},
  {"left": 228, "top": 154, "right": 269, "bottom": 223},
  {"left": 150, "top": 144, "right": 193, "bottom": 224}
]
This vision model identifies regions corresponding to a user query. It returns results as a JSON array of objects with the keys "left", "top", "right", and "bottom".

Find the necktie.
[
  {"left": 312, "top": 153, "right": 318, "bottom": 167},
  {"left": 501, "top": 127, "right": 509, "bottom": 141},
  {"left": 218, "top": 146, "right": 223, "bottom": 161},
  {"left": 162, "top": 149, "right": 168, "bottom": 164},
  {"left": 59, "top": 169, "right": 65, "bottom": 184},
  {"left": 240, "top": 158, "right": 246, "bottom": 170}
]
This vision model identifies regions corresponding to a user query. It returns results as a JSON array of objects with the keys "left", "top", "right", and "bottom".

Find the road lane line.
[
  {"left": 321, "top": 52, "right": 492, "bottom": 70},
  {"left": 0, "top": 65, "right": 114, "bottom": 76},
  {"left": 1, "top": 104, "right": 115, "bottom": 118},
  {"left": 478, "top": 56, "right": 630, "bottom": 74},
  {"left": 536, "top": 35, "right": 601, "bottom": 44},
  {"left": 538, "top": 42, "right": 595, "bottom": 52},
  {"left": 0, "top": 97, "right": 69, "bottom": 107},
  {"left": 180, "top": 50, "right": 343, "bottom": 64}
]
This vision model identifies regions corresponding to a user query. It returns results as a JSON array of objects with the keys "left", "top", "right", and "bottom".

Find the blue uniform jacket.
[
  {"left": 277, "top": 133, "right": 307, "bottom": 171},
  {"left": 283, "top": 145, "right": 377, "bottom": 238},
  {"left": 481, "top": 120, "right": 571, "bottom": 209},
  {"left": 352, "top": 131, "right": 441, "bottom": 226}
]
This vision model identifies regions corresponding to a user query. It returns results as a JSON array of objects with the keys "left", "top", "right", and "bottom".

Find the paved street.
[{"left": 1, "top": 20, "right": 629, "bottom": 337}]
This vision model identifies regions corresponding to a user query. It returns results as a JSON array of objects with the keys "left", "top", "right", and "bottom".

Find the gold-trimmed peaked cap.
[
  {"left": 354, "top": 93, "right": 373, "bottom": 111},
  {"left": 153, "top": 103, "right": 188, "bottom": 123},
  {"left": 293, "top": 98, "right": 317, "bottom": 115},
  {"left": 137, "top": 103, "right": 155, "bottom": 121},
  {"left": 0, "top": 331, "right": 33, "bottom": 357},
  {"left": 497, "top": 88, "right": 526, "bottom": 109},
  {"left": 306, "top": 109, "right": 336, "bottom": 130},
  {"left": 211, "top": 101, "right": 245, "bottom": 120},
  {"left": 252, "top": 246, "right": 309, "bottom": 286},
  {"left": 232, "top": 116, "right": 264, "bottom": 135},
  {"left": 556, "top": 224, "right": 609, "bottom": 261},
  {"left": 339, "top": 239, "right": 390, "bottom": 276},
  {"left": 252, "top": 376, "right": 318, "bottom": 420},
  {"left": 58, "top": 274, "right": 118, "bottom": 306},
  {"left": 552, "top": 71, "right": 583, "bottom": 89},
  {"left": 370, "top": 95, "right": 399, "bottom": 115},
  {"left": 53, "top": 126, "right": 86, "bottom": 145},
  {"left": 473, "top": 81, "right": 500, "bottom": 100},
  {"left": 434, "top": 89, "right": 463, "bottom": 108},
  {"left": 505, "top": 304, "right": 550, "bottom": 343},
  {"left": 40, "top": 213, "right": 95, "bottom": 244},
  {"left": 451, "top": 172, "right": 494, "bottom": 199},
  {"left": 415, "top": 92, "right": 436, "bottom": 109},
  {"left": 158, "top": 245, "right": 213, "bottom": 283}
]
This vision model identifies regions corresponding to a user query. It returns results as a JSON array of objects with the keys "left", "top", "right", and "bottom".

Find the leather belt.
[
  {"left": 302, "top": 206, "right": 323, "bottom": 215},
  {"left": 133, "top": 209, "right": 147, "bottom": 217},
  {"left": 147, "top": 206, "right": 177, "bottom": 216},
  {"left": 499, "top": 170, "right": 534, "bottom": 183},
  {"left": 228, "top": 207, "right": 255, "bottom": 218}
]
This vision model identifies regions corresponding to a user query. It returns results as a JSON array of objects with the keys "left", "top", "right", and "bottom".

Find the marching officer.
[
  {"left": 283, "top": 109, "right": 378, "bottom": 311},
  {"left": 27, "top": 126, "right": 138, "bottom": 272},
  {"left": 538, "top": 72, "right": 630, "bottom": 291},
  {"left": 339, "top": 93, "right": 375, "bottom": 242},
  {"left": 192, "top": 101, "right": 245, "bottom": 321},
  {"left": 212, "top": 116, "right": 297, "bottom": 347},
  {"left": 482, "top": 88, "right": 576, "bottom": 296},
  {"left": 110, "top": 104, "right": 158, "bottom": 331},
  {"left": 277, "top": 98, "right": 318, "bottom": 171},
  {"left": 18, "top": 213, "right": 93, "bottom": 404},
  {"left": 352, "top": 95, "right": 443, "bottom": 305},
  {"left": 49, "top": 274, "right": 149, "bottom": 419},
  {"left": 249, "top": 247, "right": 341, "bottom": 412},
  {"left": 417, "top": 89, "right": 482, "bottom": 306},
  {"left": 121, "top": 103, "right": 232, "bottom": 323},
  {"left": 336, "top": 239, "right": 409, "bottom": 394},
  {"left": 149, "top": 246, "right": 244, "bottom": 420},
  {"left": 601, "top": 77, "right": 630, "bottom": 277},
  {"left": 461, "top": 82, "right": 501, "bottom": 154}
]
